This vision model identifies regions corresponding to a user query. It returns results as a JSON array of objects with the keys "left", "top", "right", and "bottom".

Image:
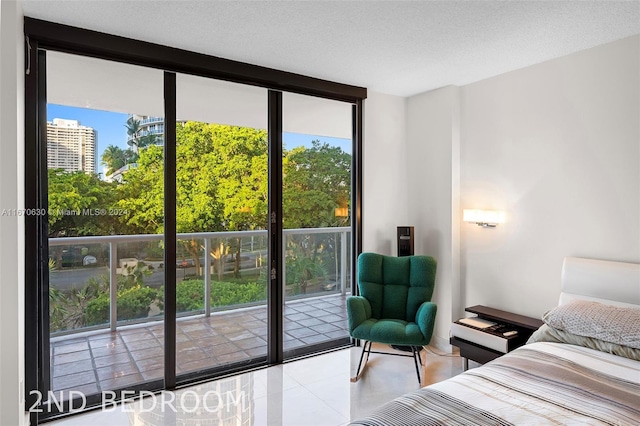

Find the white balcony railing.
[
  {"left": 138, "top": 116, "right": 164, "bottom": 126},
  {"left": 49, "top": 227, "right": 351, "bottom": 335}
]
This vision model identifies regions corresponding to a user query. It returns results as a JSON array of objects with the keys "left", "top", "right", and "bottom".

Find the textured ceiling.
[{"left": 21, "top": 0, "right": 640, "bottom": 97}]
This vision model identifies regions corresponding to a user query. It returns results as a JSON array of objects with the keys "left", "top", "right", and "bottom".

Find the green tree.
[
  {"left": 100, "top": 145, "right": 138, "bottom": 175},
  {"left": 117, "top": 144, "right": 165, "bottom": 234},
  {"left": 136, "top": 133, "right": 158, "bottom": 149},
  {"left": 125, "top": 116, "right": 141, "bottom": 151},
  {"left": 108, "top": 127, "right": 353, "bottom": 238},
  {"left": 101, "top": 145, "right": 126, "bottom": 175},
  {"left": 48, "top": 169, "right": 119, "bottom": 237},
  {"left": 281, "top": 141, "right": 351, "bottom": 293},
  {"left": 118, "top": 122, "right": 269, "bottom": 277},
  {"left": 283, "top": 140, "right": 351, "bottom": 228},
  {"left": 117, "top": 124, "right": 351, "bottom": 287}
]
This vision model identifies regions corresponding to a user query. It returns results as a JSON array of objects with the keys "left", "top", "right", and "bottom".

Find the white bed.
[{"left": 350, "top": 257, "right": 640, "bottom": 426}]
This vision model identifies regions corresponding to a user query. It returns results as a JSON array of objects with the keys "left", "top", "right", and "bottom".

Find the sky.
[{"left": 47, "top": 104, "right": 352, "bottom": 175}]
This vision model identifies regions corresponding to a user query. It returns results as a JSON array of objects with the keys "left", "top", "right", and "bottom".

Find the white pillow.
[{"left": 543, "top": 300, "right": 640, "bottom": 350}]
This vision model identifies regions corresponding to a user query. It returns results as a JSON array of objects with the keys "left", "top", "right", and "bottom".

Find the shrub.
[
  {"left": 49, "top": 286, "right": 69, "bottom": 332},
  {"left": 211, "top": 280, "right": 266, "bottom": 308},
  {"left": 51, "top": 275, "right": 109, "bottom": 331},
  {"left": 286, "top": 254, "right": 328, "bottom": 295},
  {"left": 162, "top": 279, "right": 267, "bottom": 313},
  {"left": 84, "top": 294, "right": 110, "bottom": 326},
  {"left": 85, "top": 285, "right": 158, "bottom": 326},
  {"left": 117, "top": 285, "right": 158, "bottom": 321},
  {"left": 176, "top": 279, "right": 205, "bottom": 312}
]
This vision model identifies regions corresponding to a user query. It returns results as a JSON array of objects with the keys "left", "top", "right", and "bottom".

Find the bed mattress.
[{"left": 350, "top": 342, "right": 640, "bottom": 426}]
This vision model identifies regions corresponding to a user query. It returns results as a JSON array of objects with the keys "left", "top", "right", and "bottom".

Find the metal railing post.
[
  {"left": 204, "top": 238, "right": 212, "bottom": 317},
  {"left": 340, "top": 230, "right": 347, "bottom": 296},
  {"left": 48, "top": 227, "right": 350, "bottom": 337},
  {"left": 109, "top": 241, "right": 118, "bottom": 332}
]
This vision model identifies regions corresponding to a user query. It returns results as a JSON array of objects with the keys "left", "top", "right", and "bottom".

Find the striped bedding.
[{"left": 350, "top": 342, "right": 640, "bottom": 426}]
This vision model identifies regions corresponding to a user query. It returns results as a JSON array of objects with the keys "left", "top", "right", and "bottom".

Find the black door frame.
[
  {"left": 24, "top": 17, "right": 365, "bottom": 423},
  {"left": 163, "top": 71, "right": 178, "bottom": 390}
]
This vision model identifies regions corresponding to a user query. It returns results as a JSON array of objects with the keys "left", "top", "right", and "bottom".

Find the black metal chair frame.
[{"left": 352, "top": 341, "right": 423, "bottom": 384}]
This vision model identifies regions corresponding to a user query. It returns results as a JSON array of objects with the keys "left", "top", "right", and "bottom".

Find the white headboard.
[{"left": 560, "top": 257, "right": 640, "bottom": 308}]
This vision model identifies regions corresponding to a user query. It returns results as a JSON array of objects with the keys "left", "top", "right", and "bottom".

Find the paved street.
[
  {"left": 49, "top": 254, "right": 263, "bottom": 292},
  {"left": 50, "top": 267, "right": 110, "bottom": 291}
]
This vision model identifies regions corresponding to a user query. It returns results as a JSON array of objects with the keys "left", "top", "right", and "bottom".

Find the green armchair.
[{"left": 347, "top": 252, "right": 437, "bottom": 383}]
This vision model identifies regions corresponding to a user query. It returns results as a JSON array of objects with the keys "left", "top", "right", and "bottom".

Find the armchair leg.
[
  {"left": 412, "top": 346, "right": 422, "bottom": 385},
  {"left": 351, "top": 340, "right": 372, "bottom": 382}
]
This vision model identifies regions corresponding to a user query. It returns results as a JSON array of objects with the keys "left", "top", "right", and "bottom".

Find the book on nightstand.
[
  {"left": 450, "top": 318, "right": 520, "bottom": 353},
  {"left": 450, "top": 305, "right": 544, "bottom": 358}
]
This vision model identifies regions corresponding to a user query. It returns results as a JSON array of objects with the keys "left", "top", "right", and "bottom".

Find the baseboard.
[{"left": 429, "top": 335, "right": 456, "bottom": 354}]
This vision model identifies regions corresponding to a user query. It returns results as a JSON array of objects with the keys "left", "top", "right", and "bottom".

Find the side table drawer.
[{"left": 450, "top": 322, "right": 509, "bottom": 353}]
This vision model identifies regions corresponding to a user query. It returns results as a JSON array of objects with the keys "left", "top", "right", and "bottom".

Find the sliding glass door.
[
  {"left": 281, "top": 93, "right": 353, "bottom": 358},
  {"left": 45, "top": 51, "right": 166, "bottom": 401},
  {"left": 24, "top": 20, "right": 363, "bottom": 421},
  {"left": 174, "top": 74, "right": 269, "bottom": 377}
]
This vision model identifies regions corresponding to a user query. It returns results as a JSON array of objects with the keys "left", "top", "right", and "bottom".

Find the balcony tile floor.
[{"left": 51, "top": 294, "right": 349, "bottom": 394}]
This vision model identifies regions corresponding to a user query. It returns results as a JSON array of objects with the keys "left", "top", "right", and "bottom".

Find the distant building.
[
  {"left": 104, "top": 163, "right": 137, "bottom": 183},
  {"left": 47, "top": 118, "right": 97, "bottom": 173},
  {"left": 101, "top": 115, "right": 165, "bottom": 182},
  {"left": 128, "top": 114, "right": 165, "bottom": 149}
]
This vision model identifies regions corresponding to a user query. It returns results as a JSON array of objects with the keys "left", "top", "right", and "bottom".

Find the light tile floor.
[{"left": 48, "top": 343, "right": 465, "bottom": 426}]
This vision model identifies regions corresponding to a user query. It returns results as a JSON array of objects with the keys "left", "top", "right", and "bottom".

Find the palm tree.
[
  {"left": 136, "top": 133, "right": 157, "bottom": 149},
  {"left": 101, "top": 145, "right": 127, "bottom": 175},
  {"left": 125, "top": 116, "right": 141, "bottom": 152}
]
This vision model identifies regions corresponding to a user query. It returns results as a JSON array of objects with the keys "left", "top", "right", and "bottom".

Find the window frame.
[{"left": 24, "top": 17, "right": 364, "bottom": 423}]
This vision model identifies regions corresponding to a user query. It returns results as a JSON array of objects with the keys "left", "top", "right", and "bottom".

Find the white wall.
[
  {"left": 363, "top": 35, "right": 639, "bottom": 346},
  {"left": 0, "top": 0, "right": 27, "bottom": 424},
  {"left": 460, "top": 35, "right": 640, "bottom": 318},
  {"left": 362, "top": 87, "right": 462, "bottom": 345},
  {"left": 406, "top": 86, "right": 461, "bottom": 344},
  {"left": 362, "top": 91, "right": 409, "bottom": 255}
]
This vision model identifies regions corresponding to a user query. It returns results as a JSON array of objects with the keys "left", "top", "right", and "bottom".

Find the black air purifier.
[{"left": 397, "top": 226, "right": 414, "bottom": 257}]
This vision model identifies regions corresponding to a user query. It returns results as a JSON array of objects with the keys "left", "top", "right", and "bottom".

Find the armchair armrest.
[
  {"left": 346, "top": 296, "right": 372, "bottom": 332},
  {"left": 415, "top": 301, "right": 437, "bottom": 341}
]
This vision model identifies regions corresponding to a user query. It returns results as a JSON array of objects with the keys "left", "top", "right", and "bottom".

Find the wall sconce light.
[{"left": 463, "top": 209, "right": 505, "bottom": 228}]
